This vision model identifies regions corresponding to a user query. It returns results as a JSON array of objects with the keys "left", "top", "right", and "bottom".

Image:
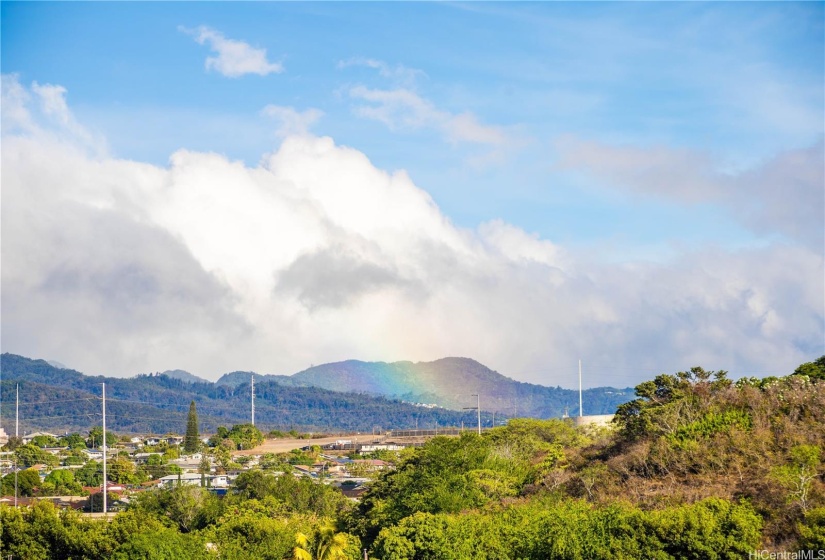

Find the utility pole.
[
  {"left": 251, "top": 375, "right": 255, "bottom": 426},
  {"left": 578, "top": 359, "right": 583, "bottom": 418},
  {"left": 15, "top": 384, "right": 19, "bottom": 507},
  {"left": 476, "top": 394, "right": 481, "bottom": 435},
  {"left": 464, "top": 394, "right": 482, "bottom": 435},
  {"left": 102, "top": 382, "right": 107, "bottom": 515}
]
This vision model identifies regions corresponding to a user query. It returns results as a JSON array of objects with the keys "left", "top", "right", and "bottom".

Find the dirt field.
[{"left": 233, "top": 434, "right": 368, "bottom": 456}]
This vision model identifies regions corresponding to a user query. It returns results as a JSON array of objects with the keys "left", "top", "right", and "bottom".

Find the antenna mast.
[
  {"left": 578, "top": 359, "right": 583, "bottom": 418},
  {"left": 15, "top": 384, "right": 19, "bottom": 507},
  {"left": 102, "top": 382, "right": 107, "bottom": 515},
  {"left": 476, "top": 393, "right": 481, "bottom": 435}
]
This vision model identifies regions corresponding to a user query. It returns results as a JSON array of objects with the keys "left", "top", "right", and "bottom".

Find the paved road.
[{"left": 233, "top": 434, "right": 371, "bottom": 456}]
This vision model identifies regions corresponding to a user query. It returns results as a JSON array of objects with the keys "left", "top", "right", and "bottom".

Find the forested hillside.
[
  {"left": 1, "top": 353, "right": 631, "bottom": 434},
  {"left": 0, "top": 354, "right": 487, "bottom": 434},
  {"left": 2, "top": 359, "right": 823, "bottom": 558},
  {"left": 219, "top": 357, "right": 633, "bottom": 416}
]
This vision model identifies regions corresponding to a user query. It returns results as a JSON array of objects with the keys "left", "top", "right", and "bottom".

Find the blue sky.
[{"left": 2, "top": 2, "right": 823, "bottom": 386}]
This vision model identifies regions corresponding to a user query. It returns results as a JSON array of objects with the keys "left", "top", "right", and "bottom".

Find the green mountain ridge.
[
  {"left": 1, "top": 353, "right": 632, "bottom": 434},
  {"left": 217, "top": 356, "right": 633, "bottom": 416}
]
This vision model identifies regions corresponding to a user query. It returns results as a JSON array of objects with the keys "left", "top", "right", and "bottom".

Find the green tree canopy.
[{"left": 185, "top": 400, "right": 200, "bottom": 454}]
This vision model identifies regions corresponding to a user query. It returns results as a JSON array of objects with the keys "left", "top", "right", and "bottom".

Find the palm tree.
[{"left": 293, "top": 524, "right": 350, "bottom": 560}]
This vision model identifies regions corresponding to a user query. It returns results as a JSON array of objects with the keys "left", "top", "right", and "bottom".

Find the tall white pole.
[
  {"left": 476, "top": 393, "right": 481, "bottom": 435},
  {"left": 102, "top": 383, "right": 107, "bottom": 514},
  {"left": 251, "top": 375, "right": 255, "bottom": 426},
  {"left": 578, "top": 359, "right": 583, "bottom": 418},
  {"left": 15, "top": 384, "right": 19, "bottom": 507}
]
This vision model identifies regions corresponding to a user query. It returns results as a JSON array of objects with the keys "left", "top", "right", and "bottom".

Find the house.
[
  {"left": 21, "top": 431, "right": 59, "bottom": 444},
  {"left": 133, "top": 453, "right": 161, "bottom": 464},
  {"left": 347, "top": 459, "right": 389, "bottom": 474},
  {"left": 157, "top": 473, "right": 228, "bottom": 489},
  {"left": 144, "top": 437, "right": 161, "bottom": 446},
  {"left": 166, "top": 436, "right": 184, "bottom": 446},
  {"left": 83, "top": 449, "right": 104, "bottom": 461},
  {"left": 358, "top": 444, "right": 404, "bottom": 453}
]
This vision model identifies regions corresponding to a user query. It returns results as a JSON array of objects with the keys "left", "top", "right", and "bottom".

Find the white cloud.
[
  {"left": 348, "top": 85, "right": 510, "bottom": 146},
  {"left": 1, "top": 74, "right": 106, "bottom": 155},
  {"left": 261, "top": 105, "right": 323, "bottom": 137},
  {"left": 2, "top": 75, "right": 822, "bottom": 387},
  {"left": 337, "top": 57, "right": 425, "bottom": 87},
  {"left": 555, "top": 136, "right": 825, "bottom": 249},
  {"left": 180, "top": 25, "right": 283, "bottom": 78}
]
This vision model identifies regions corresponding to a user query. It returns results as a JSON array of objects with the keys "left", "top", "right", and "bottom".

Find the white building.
[{"left": 157, "top": 473, "right": 228, "bottom": 489}]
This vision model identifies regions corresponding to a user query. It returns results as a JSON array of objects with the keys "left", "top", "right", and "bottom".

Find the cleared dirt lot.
[{"left": 233, "top": 434, "right": 368, "bottom": 456}]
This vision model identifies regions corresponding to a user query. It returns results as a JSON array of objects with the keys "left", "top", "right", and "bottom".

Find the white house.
[
  {"left": 157, "top": 473, "right": 228, "bottom": 489},
  {"left": 22, "top": 431, "right": 59, "bottom": 444}
]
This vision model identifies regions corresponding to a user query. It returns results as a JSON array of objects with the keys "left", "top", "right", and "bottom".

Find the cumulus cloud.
[
  {"left": 180, "top": 25, "right": 283, "bottom": 77},
  {"left": 261, "top": 105, "right": 324, "bottom": 137},
  {"left": 556, "top": 136, "right": 825, "bottom": 250},
  {"left": 2, "top": 75, "right": 822, "bottom": 386}
]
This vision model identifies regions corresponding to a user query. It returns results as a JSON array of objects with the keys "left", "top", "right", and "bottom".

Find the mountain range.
[
  {"left": 217, "top": 357, "right": 630, "bottom": 417},
  {"left": 0, "top": 353, "right": 633, "bottom": 435}
]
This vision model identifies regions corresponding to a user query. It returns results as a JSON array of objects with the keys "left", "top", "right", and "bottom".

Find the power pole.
[
  {"left": 251, "top": 375, "right": 255, "bottom": 426},
  {"left": 102, "top": 382, "right": 107, "bottom": 515},
  {"left": 578, "top": 359, "right": 583, "bottom": 418},
  {"left": 15, "top": 384, "right": 19, "bottom": 507},
  {"left": 475, "top": 394, "right": 481, "bottom": 435}
]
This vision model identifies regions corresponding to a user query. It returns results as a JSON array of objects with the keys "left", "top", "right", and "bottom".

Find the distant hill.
[
  {"left": 0, "top": 354, "right": 492, "bottom": 434},
  {"left": 215, "top": 371, "right": 260, "bottom": 388},
  {"left": 262, "top": 357, "right": 633, "bottom": 417},
  {"left": 158, "top": 369, "right": 210, "bottom": 384},
  {"left": 1, "top": 353, "right": 634, "bottom": 434}
]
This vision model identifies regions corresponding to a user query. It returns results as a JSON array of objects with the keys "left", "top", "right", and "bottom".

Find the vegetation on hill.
[
  {"left": 222, "top": 357, "right": 633, "bottom": 417},
  {"left": 0, "top": 354, "right": 495, "bottom": 434},
  {"left": 1, "top": 358, "right": 822, "bottom": 558}
]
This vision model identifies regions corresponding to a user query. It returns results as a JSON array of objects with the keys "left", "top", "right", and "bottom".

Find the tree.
[
  {"left": 771, "top": 445, "right": 822, "bottom": 512},
  {"left": 87, "top": 426, "right": 117, "bottom": 448},
  {"left": 59, "top": 433, "right": 87, "bottom": 450},
  {"left": 75, "top": 461, "right": 103, "bottom": 487},
  {"left": 31, "top": 435, "right": 58, "bottom": 448},
  {"left": 15, "top": 444, "right": 58, "bottom": 468},
  {"left": 293, "top": 524, "right": 351, "bottom": 560},
  {"left": 1, "top": 469, "right": 41, "bottom": 496},
  {"left": 43, "top": 469, "right": 83, "bottom": 495},
  {"left": 793, "top": 356, "right": 825, "bottom": 381},
  {"left": 185, "top": 401, "right": 200, "bottom": 454},
  {"left": 2, "top": 435, "right": 23, "bottom": 451},
  {"left": 108, "top": 457, "right": 139, "bottom": 484},
  {"left": 226, "top": 424, "right": 264, "bottom": 450}
]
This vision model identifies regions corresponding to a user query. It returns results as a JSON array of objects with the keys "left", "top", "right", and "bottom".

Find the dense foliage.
[
  {"left": 1, "top": 353, "right": 632, "bottom": 434},
  {"left": 1, "top": 359, "right": 823, "bottom": 558}
]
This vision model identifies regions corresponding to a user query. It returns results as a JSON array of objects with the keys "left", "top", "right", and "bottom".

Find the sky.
[{"left": 1, "top": 2, "right": 823, "bottom": 388}]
